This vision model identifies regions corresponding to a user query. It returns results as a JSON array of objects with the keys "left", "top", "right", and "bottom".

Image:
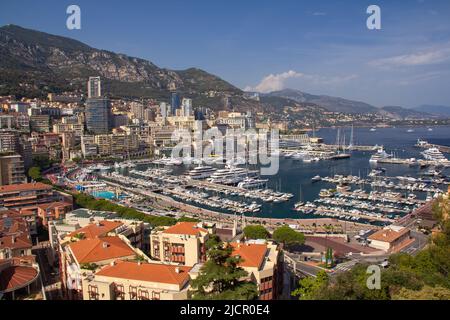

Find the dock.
[{"left": 416, "top": 143, "right": 450, "bottom": 154}]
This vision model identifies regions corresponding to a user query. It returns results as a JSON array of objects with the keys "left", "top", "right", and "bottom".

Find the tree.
[
  {"left": 189, "top": 240, "right": 258, "bottom": 300},
  {"left": 392, "top": 286, "right": 450, "bottom": 300},
  {"left": 28, "top": 166, "right": 42, "bottom": 181},
  {"left": 243, "top": 225, "right": 269, "bottom": 240},
  {"left": 292, "top": 270, "right": 329, "bottom": 300},
  {"left": 273, "top": 226, "right": 305, "bottom": 248}
]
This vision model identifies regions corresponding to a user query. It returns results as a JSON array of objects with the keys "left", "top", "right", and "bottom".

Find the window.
[
  {"left": 114, "top": 284, "right": 125, "bottom": 300},
  {"left": 88, "top": 285, "right": 99, "bottom": 300},
  {"left": 129, "top": 286, "right": 138, "bottom": 300},
  {"left": 152, "top": 291, "right": 160, "bottom": 300},
  {"left": 138, "top": 289, "right": 149, "bottom": 300}
]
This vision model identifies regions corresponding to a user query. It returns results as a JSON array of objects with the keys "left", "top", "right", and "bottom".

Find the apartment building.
[
  {"left": 0, "top": 216, "right": 33, "bottom": 260},
  {"left": 82, "top": 260, "right": 191, "bottom": 300},
  {"left": 0, "top": 182, "right": 70, "bottom": 209},
  {"left": 0, "top": 153, "right": 26, "bottom": 186},
  {"left": 150, "top": 222, "right": 213, "bottom": 267},
  {"left": 60, "top": 235, "right": 139, "bottom": 299},
  {"left": 53, "top": 122, "right": 84, "bottom": 137},
  {"left": 230, "top": 241, "right": 282, "bottom": 300},
  {"left": 94, "top": 133, "right": 139, "bottom": 157},
  {"left": 24, "top": 201, "right": 73, "bottom": 227}
]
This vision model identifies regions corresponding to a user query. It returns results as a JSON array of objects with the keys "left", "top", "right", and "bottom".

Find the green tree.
[
  {"left": 292, "top": 270, "right": 329, "bottom": 300},
  {"left": 28, "top": 166, "right": 42, "bottom": 181},
  {"left": 189, "top": 240, "right": 258, "bottom": 300},
  {"left": 243, "top": 225, "right": 269, "bottom": 240},
  {"left": 392, "top": 286, "right": 450, "bottom": 300},
  {"left": 273, "top": 225, "right": 305, "bottom": 248}
]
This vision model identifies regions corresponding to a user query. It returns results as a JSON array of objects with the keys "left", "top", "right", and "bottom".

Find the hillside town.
[{"left": 1, "top": 76, "right": 449, "bottom": 301}]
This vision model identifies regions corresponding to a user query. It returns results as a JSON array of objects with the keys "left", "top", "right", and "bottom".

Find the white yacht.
[
  {"left": 421, "top": 147, "right": 449, "bottom": 163},
  {"left": 208, "top": 166, "right": 258, "bottom": 184},
  {"left": 237, "top": 177, "right": 269, "bottom": 189},
  {"left": 369, "top": 147, "right": 392, "bottom": 163},
  {"left": 415, "top": 139, "right": 429, "bottom": 148},
  {"left": 187, "top": 166, "right": 217, "bottom": 179}
]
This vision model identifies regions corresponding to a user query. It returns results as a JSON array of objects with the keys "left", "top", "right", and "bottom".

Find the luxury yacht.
[
  {"left": 187, "top": 166, "right": 217, "bottom": 179},
  {"left": 237, "top": 177, "right": 269, "bottom": 189},
  {"left": 208, "top": 166, "right": 258, "bottom": 184},
  {"left": 421, "top": 147, "right": 449, "bottom": 163},
  {"left": 369, "top": 147, "right": 392, "bottom": 163}
]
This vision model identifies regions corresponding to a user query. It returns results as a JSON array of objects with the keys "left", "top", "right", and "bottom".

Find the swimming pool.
[{"left": 91, "top": 190, "right": 125, "bottom": 200}]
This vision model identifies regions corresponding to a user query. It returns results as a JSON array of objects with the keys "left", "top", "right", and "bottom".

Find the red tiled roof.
[
  {"left": 68, "top": 236, "right": 135, "bottom": 264},
  {"left": 0, "top": 265, "right": 38, "bottom": 292},
  {"left": 67, "top": 221, "right": 123, "bottom": 239},
  {"left": 230, "top": 243, "right": 267, "bottom": 268},
  {"left": 0, "top": 234, "right": 32, "bottom": 250},
  {"left": 163, "top": 222, "right": 207, "bottom": 236},
  {"left": 368, "top": 227, "right": 410, "bottom": 243},
  {"left": 36, "top": 201, "right": 72, "bottom": 211},
  {"left": 95, "top": 260, "right": 191, "bottom": 285},
  {"left": 0, "top": 182, "right": 52, "bottom": 194}
]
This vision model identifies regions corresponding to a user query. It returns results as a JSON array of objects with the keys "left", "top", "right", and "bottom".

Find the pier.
[{"left": 416, "top": 142, "right": 450, "bottom": 154}]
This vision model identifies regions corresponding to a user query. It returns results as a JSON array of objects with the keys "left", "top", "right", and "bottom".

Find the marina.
[{"left": 69, "top": 126, "right": 450, "bottom": 227}]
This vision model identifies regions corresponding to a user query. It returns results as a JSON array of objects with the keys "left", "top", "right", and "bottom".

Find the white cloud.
[
  {"left": 369, "top": 47, "right": 450, "bottom": 68},
  {"left": 312, "top": 12, "right": 327, "bottom": 16},
  {"left": 245, "top": 70, "right": 358, "bottom": 93},
  {"left": 244, "top": 70, "right": 303, "bottom": 93}
]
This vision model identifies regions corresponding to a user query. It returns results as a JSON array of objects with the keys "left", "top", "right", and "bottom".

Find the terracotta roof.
[
  {"left": 95, "top": 260, "right": 191, "bottom": 286},
  {"left": 230, "top": 243, "right": 267, "bottom": 268},
  {"left": 37, "top": 201, "right": 72, "bottom": 211},
  {"left": 0, "top": 265, "right": 38, "bottom": 292},
  {"left": 368, "top": 227, "right": 410, "bottom": 243},
  {"left": 68, "top": 236, "right": 135, "bottom": 264},
  {"left": 0, "top": 182, "right": 52, "bottom": 194},
  {"left": 163, "top": 222, "right": 207, "bottom": 236},
  {"left": 0, "top": 234, "right": 32, "bottom": 250},
  {"left": 67, "top": 220, "right": 123, "bottom": 239}
]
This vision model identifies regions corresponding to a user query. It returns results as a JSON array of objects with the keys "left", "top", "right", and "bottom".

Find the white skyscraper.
[
  {"left": 182, "top": 98, "right": 193, "bottom": 117},
  {"left": 160, "top": 102, "right": 168, "bottom": 119},
  {"left": 88, "top": 76, "right": 102, "bottom": 98}
]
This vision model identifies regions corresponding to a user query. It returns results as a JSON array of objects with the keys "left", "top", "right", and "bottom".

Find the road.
[{"left": 33, "top": 242, "right": 62, "bottom": 300}]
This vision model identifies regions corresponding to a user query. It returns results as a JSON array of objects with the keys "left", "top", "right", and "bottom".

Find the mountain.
[
  {"left": 412, "top": 105, "right": 450, "bottom": 117},
  {"left": 266, "top": 89, "right": 378, "bottom": 114},
  {"left": 0, "top": 24, "right": 242, "bottom": 106},
  {"left": 378, "top": 106, "right": 435, "bottom": 120}
]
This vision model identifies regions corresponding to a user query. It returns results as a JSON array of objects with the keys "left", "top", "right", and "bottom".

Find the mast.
[{"left": 349, "top": 124, "right": 354, "bottom": 150}]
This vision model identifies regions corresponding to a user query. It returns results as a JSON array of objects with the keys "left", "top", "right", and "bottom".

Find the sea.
[{"left": 123, "top": 126, "right": 450, "bottom": 220}]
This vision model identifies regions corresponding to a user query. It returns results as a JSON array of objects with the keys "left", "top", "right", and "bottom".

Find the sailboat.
[{"left": 348, "top": 124, "right": 355, "bottom": 151}]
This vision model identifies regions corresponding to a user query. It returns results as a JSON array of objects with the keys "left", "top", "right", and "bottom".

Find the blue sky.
[{"left": 1, "top": 0, "right": 450, "bottom": 107}]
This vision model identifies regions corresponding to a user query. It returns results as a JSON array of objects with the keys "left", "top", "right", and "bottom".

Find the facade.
[
  {"left": 85, "top": 98, "right": 111, "bottom": 134},
  {"left": 0, "top": 216, "right": 33, "bottom": 260},
  {"left": 0, "top": 182, "right": 58, "bottom": 209},
  {"left": 94, "top": 133, "right": 139, "bottom": 157},
  {"left": 80, "top": 135, "right": 98, "bottom": 158},
  {"left": 0, "top": 153, "right": 26, "bottom": 186},
  {"left": 82, "top": 260, "right": 191, "bottom": 300},
  {"left": 216, "top": 112, "right": 255, "bottom": 130},
  {"left": 0, "top": 131, "right": 19, "bottom": 153},
  {"left": 368, "top": 226, "right": 411, "bottom": 252},
  {"left": 88, "top": 76, "right": 102, "bottom": 99},
  {"left": 28, "top": 202, "right": 73, "bottom": 227},
  {"left": 160, "top": 102, "right": 168, "bottom": 120},
  {"left": 29, "top": 115, "right": 50, "bottom": 133},
  {"left": 230, "top": 241, "right": 282, "bottom": 300},
  {"left": 182, "top": 98, "right": 193, "bottom": 117},
  {"left": 150, "top": 222, "right": 213, "bottom": 267},
  {"left": 170, "top": 92, "right": 181, "bottom": 116}
]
